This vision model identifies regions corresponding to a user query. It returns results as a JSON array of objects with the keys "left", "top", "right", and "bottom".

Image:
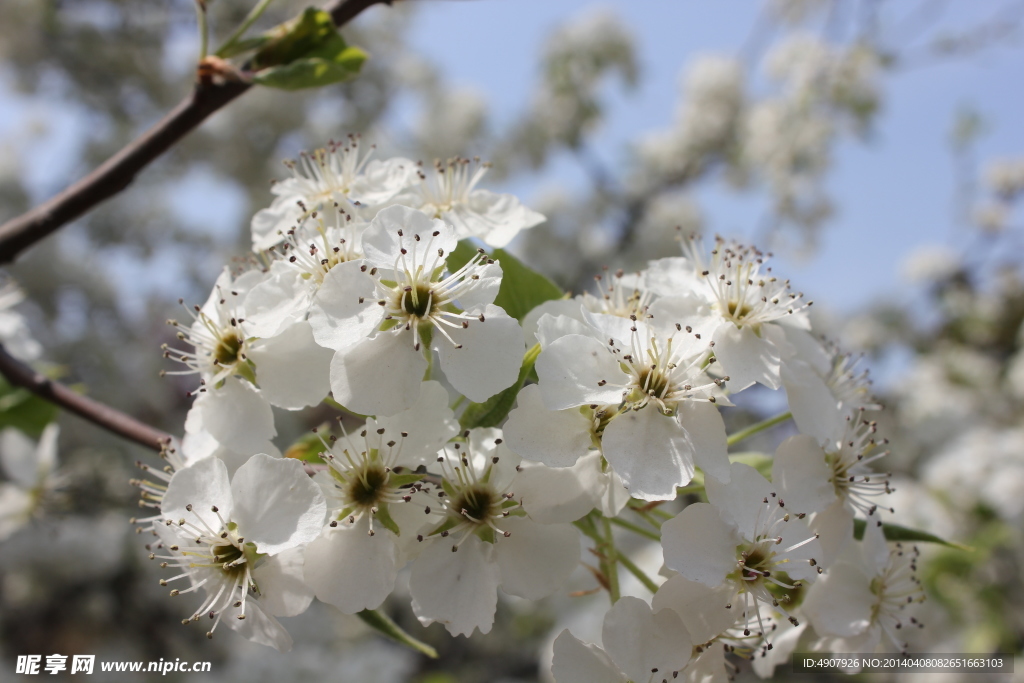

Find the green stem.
[
  {"left": 726, "top": 411, "right": 792, "bottom": 448},
  {"left": 451, "top": 395, "right": 466, "bottom": 411},
  {"left": 356, "top": 609, "right": 437, "bottom": 658},
  {"left": 602, "top": 516, "right": 620, "bottom": 603},
  {"left": 216, "top": 0, "right": 276, "bottom": 57},
  {"left": 616, "top": 552, "right": 659, "bottom": 594},
  {"left": 609, "top": 516, "right": 661, "bottom": 542},
  {"left": 195, "top": 0, "right": 209, "bottom": 59}
]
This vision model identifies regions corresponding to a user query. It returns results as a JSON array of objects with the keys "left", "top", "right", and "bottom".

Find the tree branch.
[
  {"left": 0, "top": 0, "right": 391, "bottom": 265},
  {"left": 0, "top": 344, "right": 172, "bottom": 452}
]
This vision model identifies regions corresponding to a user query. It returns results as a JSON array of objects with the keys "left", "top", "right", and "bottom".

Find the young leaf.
[
  {"left": 250, "top": 8, "right": 367, "bottom": 91},
  {"left": 853, "top": 518, "right": 967, "bottom": 549},
  {"left": 446, "top": 240, "right": 563, "bottom": 323},
  {"left": 459, "top": 343, "right": 541, "bottom": 429}
]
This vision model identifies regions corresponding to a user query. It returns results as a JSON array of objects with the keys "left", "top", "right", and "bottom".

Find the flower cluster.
[{"left": 138, "top": 141, "right": 923, "bottom": 678}]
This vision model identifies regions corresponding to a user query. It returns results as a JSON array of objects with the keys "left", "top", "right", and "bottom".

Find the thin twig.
[
  {"left": 0, "top": 0, "right": 390, "bottom": 265},
  {"left": 0, "top": 344, "right": 172, "bottom": 451}
]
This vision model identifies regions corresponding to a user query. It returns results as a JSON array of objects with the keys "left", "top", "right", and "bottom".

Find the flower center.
[
  {"left": 401, "top": 283, "right": 436, "bottom": 319},
  {"left": 450, "top": 483, "right": 499, "bottom": 526},
  {"left": 636, "top": 367, "right": 671, "bottom": 398},
  {"left": 727, "top": 299, "right": 753, "bottom": 321},
  {"left": 211, "top": 541, "right": 246, "bottom": 575},
  {"left": 345, "top": 461, "right": 389, "bottom": 508},
  {"left": 214, "top": 331, "right": 244, "bottom": 367}
]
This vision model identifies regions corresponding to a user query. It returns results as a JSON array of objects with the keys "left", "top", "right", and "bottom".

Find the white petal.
[
  {"left": 599, "top": 468, "right": 632, "bottom": 517},
  {"left": 410, "top": 535, "right": 500, "bottom": 637},
  {"left": 535, "top": 309, "right": 595, "bottom": 347},
  {"left": 0, "top": 429, "right": 34, "bottom": 488},
  {"left": 251, "top": 193, "right": 303, "bottom": 252},
  {"left": 463, "top": 189, "right": 545, "bottom": 248},
  {"left": 307, "top": 260, "right": 381, "bottom": 351},
  {"left": 712, "top": 324, "right": 781, "bottom": 390},
  {"left": 435, "top": 305, "right": 524, "bottom": 402},
  {"left": 454, "top": 262, "right": 502, "bottom": 310},
  {"left": 198, "top": 378, "right": 276, "bottom": 454},
  {"left": 372, "top": 380, "right": 459, "bottom": 467},
  {"left": 524, "top": 301, "right": 588, "bottom": 345},
  {"left": 503, "top": 385, "right": 593, "bottom": 468},
  {"left": 230, "top": 454, "right": 327, "bottom": 555},
  {"left": 536, "top": 334, "right": 624, "bottom": 410},
  {"left": 330, "top": 330, "right": 427, "bottom": 417},
  {"left": 772, "top": 435, "right": 837, "bottom": 515},
  {"left": 349, "top": 157, "right": 419, "bottom": 205},
  {"left": 303, "top": 520, "right": 398, "bottom": 613},
  {"left": 227, "top": 598, "right": 293, "bottom": 652},
  {"left": 602, "top": 596, "right": 692, "bottom": 682},
  {"left": 810, "top": 500, "right": 855, "bottom": 569},
  {"left": 781, "top": 327, "right": 830, "bottom": 373},
  {"left": 782, "top": 360, "right": 842, "bottom": 445},
  {"left": 162, "top": 456, "right": 233, "bottom": 523},
  {"left": 661, "top": 503, "right": 738, "bottom": 586},
  {"left": 248, "top": 321, "right": 333, "bottom": 410},
  {"left": 802, "top": 560, "right": 874, "bottom": 637},
  {"left": 252, "top": 547, "right": 314, "bottom": 617},
  {"left": 242, "top": 265, "right": 309, "bottom": 339},
  {"left": 362, "top": 205, "right": 455, "bottom": 271},
  {"left": 705, "top": 463, "right": 774, "bottom": 540},
  {"left": 494, "top": 517, "right": 579, "bottom": 599},
  {"left": 551, "top": 630, "right": 626, "bottom": 683},
  {"left": 652, "top": 574, "right": 738, "bottom": 644},
  {"left": 751, "top": 621, "right": 806, "bottom": 678},
  {"left": 602, "top": 408, "right": 695, "bottom": 501},
  {"left": 643, "top": 256, "right": 703, "bottom": 297},
  {"left": 677, "top": 401, "right": 730, "bottom": 484},
  {"left": 0, "top": 484, "right": 32, "bottom": 541},
  {"left": 515, "top": 453, "right": 604, "bottom": 524}
]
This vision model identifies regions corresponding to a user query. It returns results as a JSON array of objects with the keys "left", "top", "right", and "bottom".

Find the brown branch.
[
  {"left": 0, "top": 0, "right": 391, "bottom": 265},
  {"left": 0, "top": 344, "right": 172, "bottom": 452}
]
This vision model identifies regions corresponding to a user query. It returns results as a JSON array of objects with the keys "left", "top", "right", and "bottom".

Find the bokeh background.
[{"left": 0, "top": 0, "right": 1022, "bottom": 680}]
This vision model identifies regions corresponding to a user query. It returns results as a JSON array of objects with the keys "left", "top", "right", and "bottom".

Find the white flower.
[
  {"left": 251, "top": 138, "right": 418, "bottom": 251},
  {"left": 0, "top": 424, "right": 61, "bottom": 541},
  {"left": 551, "top": 596, "right": 692, "bottom": 683},
  {"left": 308, "top": 205, "right": 525, "bottom": 416},
  {"left": 243, "top": 210, "right": 371, "bottom": 340},
  {"left": 303, "top": 381, "right": 459, "bottom": 614},
  {"left": 802, "top": 522, "right": 925, "bottom": 655},
  {"left": 153, "top": 454, "right": 326, "bottom": 651},
  {"left": 404, "top": 157, "right": 545, "bottom": 247},
  {"left": 667, "top": 236, "right": 814, "bottom": 391},
  {"left": 661, "top": 464, "right": 824, "bottom": 640},
  {"left": 408, "top": 429, "right": 579, "bottom": 636},
  {"left": 782, "top": 341, "right": 880, "bottom": 445},
  {"left": 533, "top": 310, "right": 728, "bottom": 500},
  {"left": 165, "top": 268, "right": 334, "bottom": 447},
  {"left": 0, "top": 281, "right": 42, "bottom": 362}
]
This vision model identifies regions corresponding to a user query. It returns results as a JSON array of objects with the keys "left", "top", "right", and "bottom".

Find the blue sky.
[
  {"left": 0, "top": 1, "right": 1021, "bottom": 325},
  {"left": 403, "top": 0, "right": 1024, "bottom": 315}
]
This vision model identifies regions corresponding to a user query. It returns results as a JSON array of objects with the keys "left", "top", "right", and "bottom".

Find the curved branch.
[
  {"left": 0, "top": 344, "right": 172, "bottom": 452},
  {"left": 0, "top": 0, "right": 391, "bottom": 265}
]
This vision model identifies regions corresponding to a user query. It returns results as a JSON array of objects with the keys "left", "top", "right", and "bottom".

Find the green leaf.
[
  {"left": 0, "top": 376, "right": 58, "bottom": 438},
  {"left": 356, "top": 609, "right": 437, "bottom": 658},
  {"left": 853, "top": 518, "right": 967, "bottom": 549},
  {"left": 446, "top": 240, "right": 563, "bottom": 323},
  {"left": 445, "top": 240, "right": 479, "bottom": 273},
  {"left": 250, "top": 8, "right": 367, "bottom": 91},
  {"left": 459, "top": 344, "right": 541, "bottom": 429},
  {"left": 283, "top": 427, "right": 329, "bottom": 464},
  {"left": 253, "top": 49, "right": 366, "bottom": 90}
]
